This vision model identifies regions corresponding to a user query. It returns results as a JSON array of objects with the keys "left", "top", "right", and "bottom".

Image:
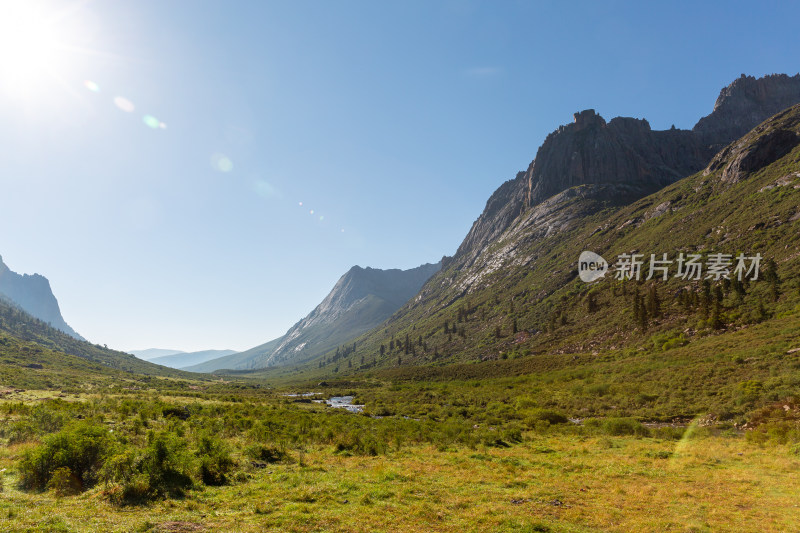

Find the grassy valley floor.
[{"left": 2, "top": 430, "right": 799, "bottom": 532}]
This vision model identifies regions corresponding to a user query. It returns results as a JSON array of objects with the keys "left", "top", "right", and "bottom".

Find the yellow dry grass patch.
[{"left": 0, "top": 434, "right": 798, "bottom": 532}]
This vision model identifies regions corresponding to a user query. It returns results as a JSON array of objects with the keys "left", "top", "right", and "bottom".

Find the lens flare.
[
  {"left": 253, "top": 180, "right": 277, "bottom": 198},
  {"left": 142, "top": 115, "right": 160, "bottom": 129},
  {"left": 211, "top": 153, "right": 233, "bottom": 173},
  {"left": 84, "top": 80, "right": 99, "bottom": 92},
  {"left": 298, "top": 202, "right": 303, "bottom": 206},
  {"left": 309, "top": 210, "right": 314, "bottom": 215},
  {"left": 113, "top": 96, "right": 135, "bottom": 112}
]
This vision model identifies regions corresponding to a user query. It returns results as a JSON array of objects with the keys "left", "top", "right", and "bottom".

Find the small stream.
[
  {"left": 284, "top": 393, "right": 364, "bottom": 413},
  {"left": 324, "top": 395, "right": 364, "bottom": 413}
]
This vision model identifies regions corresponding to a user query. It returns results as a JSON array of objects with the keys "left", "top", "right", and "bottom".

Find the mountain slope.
[
  {"left": 355, "top": 104, "right": 800, "bottom": 367},
  {"left": 188, "top": 262, "right": 441, "bottom": 372},
  {"left": 0, "top": 255, "right": 83, "bottom": 340},
  {"left": 270, "top": 81, "right": 800, "bottom": 380}
]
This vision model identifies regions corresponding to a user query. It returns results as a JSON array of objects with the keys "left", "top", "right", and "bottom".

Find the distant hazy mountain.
[
  {"left": 186, "top": 262, "right": 441, "bottom": 372},
  {"left": 148, "top": 349, "right": 237, "bottom": 369},
  {"left": 0, "top": 255, "right": 84, "bottom": 340},
  {"left": 129, "top": 348, "right": 186, "bottom": 360}
]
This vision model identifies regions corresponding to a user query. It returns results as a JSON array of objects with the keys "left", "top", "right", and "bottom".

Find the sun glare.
[{"left": 0, "top": 2, "right": 72, "bottom": 96}]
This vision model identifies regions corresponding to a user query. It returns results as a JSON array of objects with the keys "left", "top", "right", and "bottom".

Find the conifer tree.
[
  {"left": 638, "top": 295, "right": 648, "bottom": 332},
  {"left": 587, "top": 292, "right": 598, "bottom": 313},
  {"left": 647, "top": 285, "right": 660, "bottom": 318},
  {"left": 711, "top": 299, "right": 723, "bottom": 329}
]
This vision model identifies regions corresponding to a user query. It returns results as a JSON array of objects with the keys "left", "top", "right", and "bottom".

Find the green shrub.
[
  {"left": 602, "top": 417, "right": 649, "bottom": 437},
  {"left": 19, "top": 422, "right": 114, "bottom": 491},
  {"left": 117, "top": 473, "right": 151, "bottom": 503},
  {"left": 525, "top": 409, "right": 569, "bottom": 425},
  {"left": 583, "top": 417, "right": 650, "bottom": 437},
  {"left": 104, "top": 431, "right": 195, "bottom": 504},
  {"left": 586, "top": 383, "right": 610, "bottom": 397},
  {"left": 651, "top": 332, "right": 689, "bottom": 351},
  {"left": 502, "top": 422, "right": 524, "bottom": 443},
  {"left": 745, "top": 421, "right": 800, "bottom": 445},
  {"left": 3, "top": 420, "right": 37, "bottom": 444},
  {"left": 140, "top": 431, "right": 194, "bottom": 497},
  {"left": 197, "top": 433, "right": 235, "bottom": 486},
  {"left": 47, "top": 467, "right": 81, "bottom": 496},
  {"left": 30, "top": 405, "right": 67, "bottom": 434},
  {"left": 246, "top": 444, "right": 286, "bottom": 464}
]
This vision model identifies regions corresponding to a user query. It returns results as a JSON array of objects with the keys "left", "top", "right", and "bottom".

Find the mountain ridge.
[
  {"left": 0, "top": 255, "right": 83, "bottom": 340},
  {"left": 251, "top": 76, "right": 800, "bottom": 380},
  {"left": 187, "top": 261, "right": 441, "bottom": 372},
  {"left": 455, "top": 74, "right": 800, "bottom": 270},
  {"left": 315, "top": 102, "right": 800, "bottom": 375}
]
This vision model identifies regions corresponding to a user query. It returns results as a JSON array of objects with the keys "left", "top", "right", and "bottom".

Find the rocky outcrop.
[
  {"left": 0, "top": 255, "right": 83, "bottom": 340},
  {"left": 525, "top": 110, "right": 710, "bottom": 207},
  {"left": 455, "top": 74, "right": 800, "bottom": 267},
  {"left": 705, "top": 103, "right": 800, "bottom": 184},
  {"left": 693, "top": 73, "right": 800, "bottom": 150},
  {"left": 455, "top": 173, "right": 527, "bottom": 264}
]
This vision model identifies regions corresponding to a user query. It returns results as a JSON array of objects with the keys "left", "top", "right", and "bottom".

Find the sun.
[{"left": 0, "top": 2, "right": 74, "bottom": 96}]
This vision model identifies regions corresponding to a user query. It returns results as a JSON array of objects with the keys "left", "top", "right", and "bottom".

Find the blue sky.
[{"left": 1, "top": 0, "right": 798, "bottom": 352}]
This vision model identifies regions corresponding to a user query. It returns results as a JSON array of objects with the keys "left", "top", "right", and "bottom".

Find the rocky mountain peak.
[
  {"left": 572, "top": 109, "right": 606, "bottom": 130},
  {"left": 454, "top": 74, "right": 800, "bottom": 268},
  {"left": 0, "top": 255, "right": 84, "bottom": 340},
  {"left": 704, "top": 103, "right": 800, "bottom": 184},
  {"left": 524, "top": 109, "right": 706, "bottom": 209},
  {"left": 693, "top": 73, "right": 800, "bottom": 149}
]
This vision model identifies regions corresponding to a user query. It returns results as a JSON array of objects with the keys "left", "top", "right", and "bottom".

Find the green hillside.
[{"left": 0, "top": 297, "right": 199, "bottom": 379}]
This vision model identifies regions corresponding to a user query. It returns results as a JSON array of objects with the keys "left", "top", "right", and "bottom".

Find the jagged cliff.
[
  {"left": 693, "top": 73, "right": 800, "bottom": 149},
  {"left": 704, "top": 103, "right": 800, "bottom": 184},
  {"left": 455, "top": 74, "right": 800, "bottom": 267},
  {"left": 0, "top": 255, "right": 83, "bottom": 340}
]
